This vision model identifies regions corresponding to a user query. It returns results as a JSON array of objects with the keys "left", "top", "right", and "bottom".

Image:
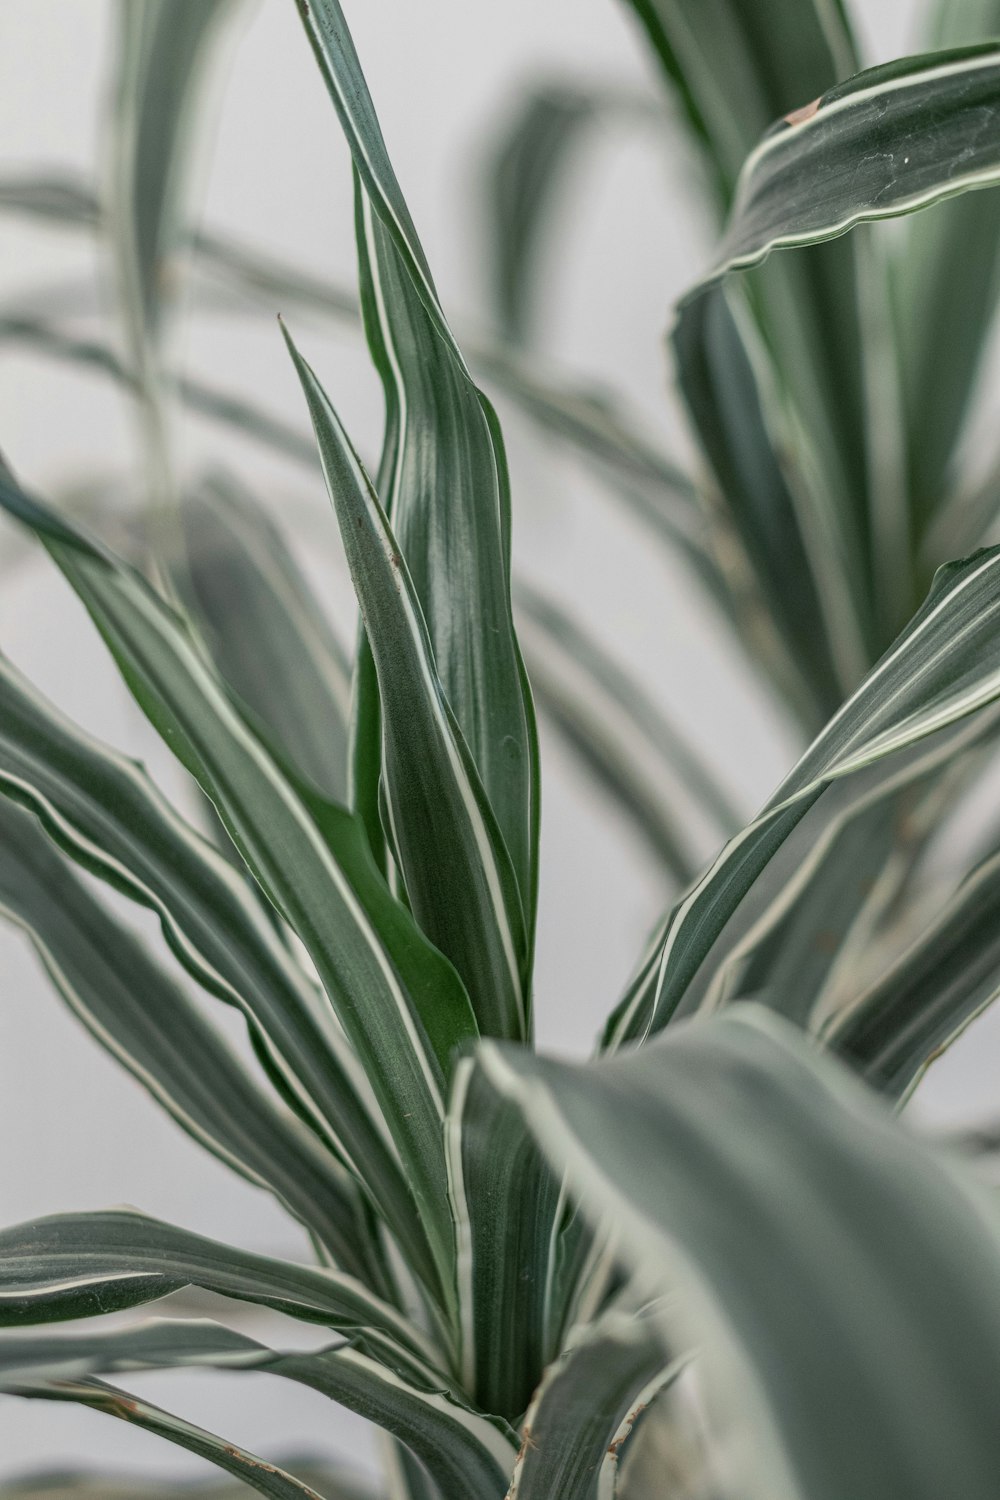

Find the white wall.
[{"left": 1, "top": 0, "right": 993, "bottom": 1485}]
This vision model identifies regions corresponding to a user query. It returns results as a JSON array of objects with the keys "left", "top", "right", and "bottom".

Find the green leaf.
[
  {"left": 0, "top": 798, "right": 372, "bottom": 1278},
  {"left": 283, "top": 326, "right": 529, "bottom": 1044},
  {"left": 516, "top": 585, "right": 739, "bottom": 883},
  {"left": 620, "top": 0, "right": 857, "bottom": 204},
  {"left": 897, "top": 3, "right": 1000, "bottom": 523},
  {"left": 0, "top": 1209, "right": 440, "bottom": 1382},
  {"left": 483, "top": 1006, "right": 1000, "bottom": 1500},
  {"left": 445, "top": 1059, "right": 565, "bottom": 1423},
  {"left": 0, "top": 642, "right": 418, "bottom": 1287},
  {"left": 702, "top": 45, "right": 1000, "bottom": 285},
  {"left": 485, "top": 83, "right": 604, "bottom": 343},
  {"left": 673, "top": 286, "right": 857, "bottom": 720},
  {"left": 7, "top": 1380, "right": 328, "bottom": 1500},
  {"left": 2, "top": 1322, "right": 517, "bottom": 1500},
  {"left": 625, "top": 0, "right": 888, "bottom": 667},
  {"left": 353, "top": 180, "right": 539, "bottom": 954},
  {"left": 108, "top": 0, "right": 237, "bottom": 365},
  {"left": 0, "top": 472, "right": 473, "bottom": 1305},
  {"left": 173, "top": 471, "right": 351, "bottom": 801},
  {"left": 506, "top": 1306, "right": 685, "bottom": 1500},
  {"left": 830, "top": 839, "right": 1000, "bottom": 1099},
  {"left": 607, "top": 546, "right": 1000, "bottom": 1046}
]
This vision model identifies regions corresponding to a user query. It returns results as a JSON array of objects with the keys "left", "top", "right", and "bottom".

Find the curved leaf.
[
  {"left": 0, "top": 1209, "right": 440, "bottom": 1381},
  {"left": 2, "top": 1321, "right": 517, "bottom": 1500},
  {"left": 483, "top": 1007, "right": 1000, "bottom": 1500},
  {"left": 703, "top": 45, "right": 1000, "bottom": 286},
  {"left": 506, "top": 1306, "right": 684, "bottom": 1500},
  {"left": 0, "top": 644, "right": 419, "bottom": 1283},
  {"left": 0, "top": 471, "right": 472, "bottom": 1303},
  {"left": 608, "top": 546, "right": 1000, "bottom": 1045},
  {"left": 0, "top": 798, "right": 371, "bottom": 1277}
]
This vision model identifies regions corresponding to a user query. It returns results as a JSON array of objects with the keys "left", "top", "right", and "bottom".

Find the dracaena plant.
[{"left": 8, "top": 0, "right": 1000, "bottom": 1497}]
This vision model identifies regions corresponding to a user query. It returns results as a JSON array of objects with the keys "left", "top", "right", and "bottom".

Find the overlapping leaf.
[
  {"left": 484, "top": 1006, "right": 1000, "bottom": 1500},
  {"left": 0, "top": 469, "right": 476, "bottom": 1304},
  {"left": 284, "top": 328, "right": 528, "bottom": 1044},
  {"left": 0, "top": 1209, "right": 439, "bottom": 1381},
  {"left": 506, "top": 1305, "right": 684, "bottom": 1500},
  {"left": 0, "top": 1321, "right": 517, "bottom": 1500},
  {"left": 0, "top": 799, "right": 371, "bottom": 1277},
  {"left": 607, "top": 546, "right": 1000, "bottom": 1045}
]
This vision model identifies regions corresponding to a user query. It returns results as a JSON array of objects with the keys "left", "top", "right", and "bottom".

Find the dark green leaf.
[{"left": 283, "top": 325, "right": 529, "bottom": 1044}]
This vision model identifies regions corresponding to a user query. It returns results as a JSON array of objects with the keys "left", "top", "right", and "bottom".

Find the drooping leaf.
[
  {"left": 0, "top": 643, "right": 423, "bottom": 1286},
  {"left": 0, "top": 798, "right": 372, "bottom": 1278},
  {"left": 0, "top": 1463, "right": 377, "bottom": 1500},
  {"left": 607, "top": 546, "right": 1000, "bottom": 1046},
  {"left": 1, "top": 1321, "right": 518, "bottom": 1500},
  {"left": 483, "top": 1006, "right": 1000, "bottom": 1500},
  {"left": 0, "top": 471, "right": 475, "bottom": 1304},
  {"left": 6, "top": 1379, "right": 328, "bottom": 1500},
  {"left": 701, "top": 45, "right": 1000, "bottom": 285},
  {"left": 283, "top": 326, "right": 529, "bottom": 1044},
  {"left": 0, "top": 1209, "right": 440, "bottom": 1382}
]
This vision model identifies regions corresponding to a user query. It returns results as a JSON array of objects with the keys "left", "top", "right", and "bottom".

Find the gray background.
[{"left": 1, "top": 0, "right": 995, "bottom": 1484}]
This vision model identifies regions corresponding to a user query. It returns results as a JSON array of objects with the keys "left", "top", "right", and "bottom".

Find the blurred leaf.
[
  {"left": 674, "top": 287, "right": 856, "bottom": 720},
  {"left": 0, "top": 799, "right": 372, "bottom": 1277},
  {"left": 516, "top": 585, "right": 739, "bottom": 883},
  {"left": 174, "top": 472, "right": 352, "bottom": 801},
  {"left": 484, "top": 1006, "right": 1000, "bottom": 1500},
  {"left": 0, "top": 1464, "right": 377, "bottom": 1500},
  {"left": 897, "top": 3, "right": 1000, "bottom": 526},
  {"left": 831, "top": 838, "right": 1000, "bottom": 1099},
  {"left": 486, "top": 82, "right": 603, "bottom": 342},
  {"left": 108, "top": 0, "right": 237, "bottom": 366}
]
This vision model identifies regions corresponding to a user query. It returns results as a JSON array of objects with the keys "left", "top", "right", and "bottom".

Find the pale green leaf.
[
  {"left": 0, "top": 798, "right": 373, "bottom": 1278},
  {"left": 484, "top": 1007, "right": 1000, "bottom": 1500}
]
